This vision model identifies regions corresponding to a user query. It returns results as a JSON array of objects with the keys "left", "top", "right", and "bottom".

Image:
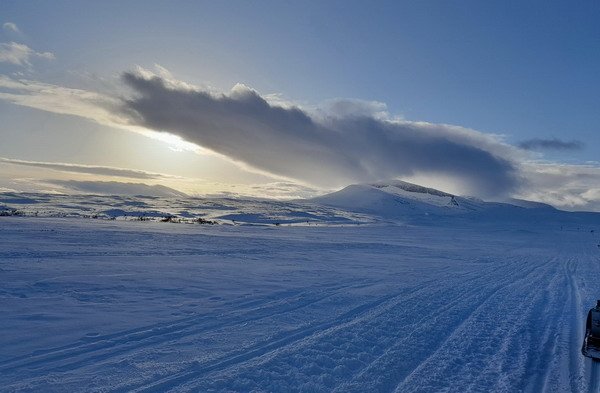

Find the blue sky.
[{"left": 1, "top": 1, "right": 599, "bottom": 209}]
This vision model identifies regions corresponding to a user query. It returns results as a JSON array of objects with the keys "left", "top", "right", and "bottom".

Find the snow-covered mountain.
[
  {"left": 311, "top": 180, "right": 488, "bottom": 216},
  {"left": 309, "top": 180, "right": 596, "bottom": 225},
  {"left": 0, "top": 180, "right": 597, "bottom": 226}
]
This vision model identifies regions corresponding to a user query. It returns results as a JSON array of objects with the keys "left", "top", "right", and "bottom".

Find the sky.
[{"left": 1, "top": 1, "right": 599, "bottom": 210}]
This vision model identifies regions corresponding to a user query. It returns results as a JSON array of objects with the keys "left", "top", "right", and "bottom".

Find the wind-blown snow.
[{"left": 1, "top": 183, "right": 600, "bottom": 392}]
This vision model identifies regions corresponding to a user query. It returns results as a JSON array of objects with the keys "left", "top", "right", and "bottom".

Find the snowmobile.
[{"left": 582, "top": 300, "right": 600, "bottom": 360}]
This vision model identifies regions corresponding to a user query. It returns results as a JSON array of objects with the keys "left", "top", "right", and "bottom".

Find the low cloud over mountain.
[{"left": 120, "top": 70, "right": 520, "bottom": 197}]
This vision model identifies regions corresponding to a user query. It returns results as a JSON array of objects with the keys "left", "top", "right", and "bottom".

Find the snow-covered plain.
[{"left": 1, "top": 183, "right": 600, "bottom": 392}]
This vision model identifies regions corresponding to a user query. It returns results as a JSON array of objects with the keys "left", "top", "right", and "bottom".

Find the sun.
[
  {"left": 144, "top": 130, "right": 200, "bottom": 152},
  {"left": 126, "top": 126, "right": 201, "bottom": 153}
]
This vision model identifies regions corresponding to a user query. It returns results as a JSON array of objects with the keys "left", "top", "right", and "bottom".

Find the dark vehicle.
[{"left": 582, "top": 300, "right": 600, "bottom": 360}]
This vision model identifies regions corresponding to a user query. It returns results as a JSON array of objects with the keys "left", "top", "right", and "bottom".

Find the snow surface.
[{"left": 1, "top": 184, "right": 600, "bottom": 392}]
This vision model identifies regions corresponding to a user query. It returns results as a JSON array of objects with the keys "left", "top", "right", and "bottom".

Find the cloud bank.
[
  {"left": 120, "top": 71, "right": 520, "bottom": 197},
  {"left": 518, "top": 138, "right": 584, "bottom": 151},
  {"left": 516, "top": 163, "right": 600, "bottom": 211},
  {"left": 0, "top": 157, "right": 167, "bottom": 179}
]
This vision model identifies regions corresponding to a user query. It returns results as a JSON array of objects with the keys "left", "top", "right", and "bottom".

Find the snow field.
[{"left": 1, "top": 217, "right": 599, "bottom": 392}]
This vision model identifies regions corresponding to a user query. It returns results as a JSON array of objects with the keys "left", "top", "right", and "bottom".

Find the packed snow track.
[{"left": 1, "top": 217, "right": 599, "bottom": 392}]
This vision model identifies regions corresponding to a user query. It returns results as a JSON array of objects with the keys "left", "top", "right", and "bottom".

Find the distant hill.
[
  {"left": 50, "top": 180, "right": 188, "bottom": 198},
  {"left": 310, "top": 180, "right": 565, "bottom": 222},
  {"left": 0, "top": 179, "right": 598, "bottom": 227}
]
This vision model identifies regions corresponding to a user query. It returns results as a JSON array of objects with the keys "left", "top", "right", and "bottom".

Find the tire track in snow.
[
  {"left": 471, "top": 256, "right": 563, "bottom": 392},
  {"left": 115, "top": 273, "right": 464, "bottom": 392},
  {"left": 332, "top": 256, "right": 541, "bottom": 393},
  {"left": 533, "top": 245, "right": 600, "bottom": 393},
  {"left": 396, "top": 255, "right": 555, "bottom": 392},
  {"left": 113, "top": 291, "right": 406, "bottom": 393},
  {"left": 45, "top": 283, "right": 379, "bottom": 375},
  {"left": 458, "top": 259, "right": 554, "bottom": 391},
  {"left": 566, "top": 256, "right": 587, "bottom": 392},
  {"left": 521, "top": 256, "right": 567, "bottom": 393},
  {"left": 180, "top": 255, "right": 543, "bottom": 392},
  {"left": 0, "top": 287, "right": 304, "bottom": 367},
  {"left": 0, "top": 283, "right": 361, "bottom": 376},
  {"left": 392, "top": 255, "right": 558, "bottom": 393},
  {"left": 470, "top": 246, "right": 597, "bottom": 392},
  {"left": 188, "top": 265, "right": 519, "bottom": 392}
]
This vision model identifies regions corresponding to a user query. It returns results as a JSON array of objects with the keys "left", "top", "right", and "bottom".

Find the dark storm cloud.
[
  {"left": 120, "top": 71, "right": 520, "bottom": 197},
  {"left": 518, "top": 138, "right": 584, "bottom": 151}
]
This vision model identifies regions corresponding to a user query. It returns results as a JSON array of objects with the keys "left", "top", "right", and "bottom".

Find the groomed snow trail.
[{"left": 1, "top": 217, "right": 599, "bottom": 392}]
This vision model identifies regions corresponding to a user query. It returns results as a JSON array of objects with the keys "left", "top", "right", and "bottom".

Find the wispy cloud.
[
  {"left": 518, "top": 138, "right": 584, "bottom": 151},
  {"left": 0, "top": 42, "right": 55, "bottom": 67},
  {"left": 2, "top": 22, "right": 21, "bottom": 35},
  {"left": 120, "top": 69, "right": 520, "bottom": 197},
  {"left": 49, "top": 180, "right": 188, "bottom": 197},
  {"left": 0, "top": 75, "right": 123, "bottom": 125},
  {"left": 0, "top": 75, "right": 202, "bottom": 152},
  {"left": 243, "top": 181, "right": 319, "bottom": 199},
  {"left": 0, "top": 157, "right": 169, "bottom": 179}
]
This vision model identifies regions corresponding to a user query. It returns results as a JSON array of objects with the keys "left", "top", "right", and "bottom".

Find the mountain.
[
  {"left": 310, "top": 180, "right": 560, "bottom": 222},
  {"left": 503, "top": 198, "right": 555, "bottom": 210},
  {"left": 1, "top": 179, "right": 597, "bottom": 227}
]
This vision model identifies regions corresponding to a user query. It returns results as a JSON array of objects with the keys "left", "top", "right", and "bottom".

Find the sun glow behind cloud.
[
  {"left": 132, "top": 128, "right": 203, "bottom": 153},
  {"left": 0, "top": 155, "right": 322, "bottom": 200}
]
